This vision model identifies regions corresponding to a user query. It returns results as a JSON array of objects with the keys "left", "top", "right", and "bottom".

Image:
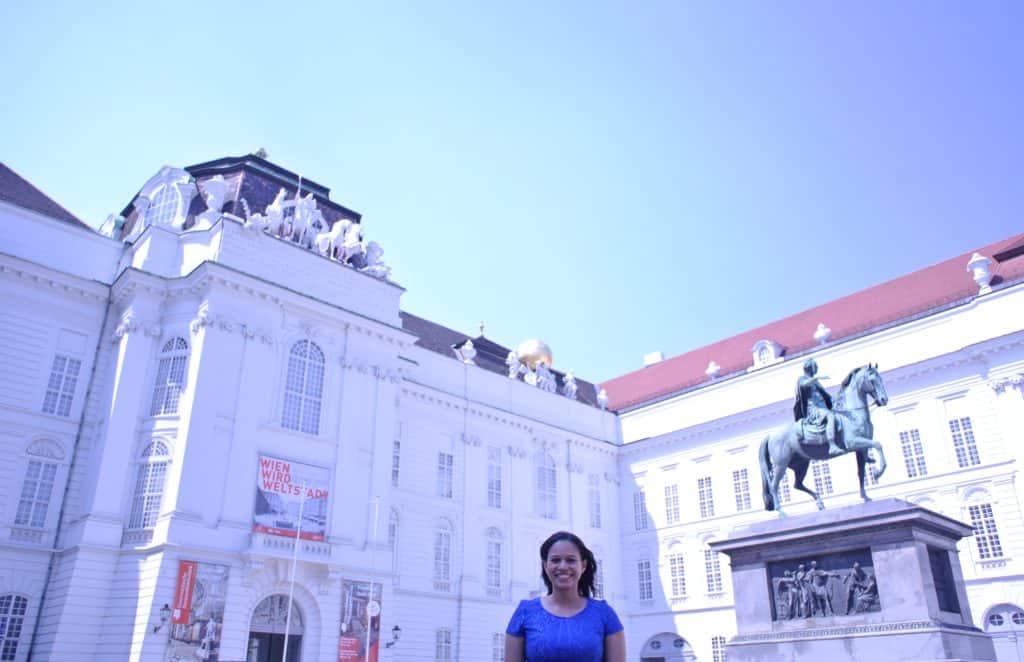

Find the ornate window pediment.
[
  {"left": 125, "top": 166, "right": 197, "bottom": 239},
  {"left": 749, "top": 339, "right": 784, "bottom": 370}
]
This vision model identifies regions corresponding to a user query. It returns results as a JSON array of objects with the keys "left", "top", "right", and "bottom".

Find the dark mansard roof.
[{"left": 400, "top": 311, "right": 602, "bottom": 408}]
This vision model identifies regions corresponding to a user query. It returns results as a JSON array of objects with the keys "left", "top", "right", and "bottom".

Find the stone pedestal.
[{"left": 710, "top": 499, "right": 996, "bottom": 662}]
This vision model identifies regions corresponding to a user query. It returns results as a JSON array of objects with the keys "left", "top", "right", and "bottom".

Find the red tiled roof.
[
  {"left": 0, "top": 162, "right": 88, "bottom": 228},
  {"left": 604, "top": 233, "right": 1024, "bottom": 411}
]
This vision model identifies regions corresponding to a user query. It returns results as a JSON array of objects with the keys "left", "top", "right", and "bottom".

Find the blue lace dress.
[{"left": 505, "top": 598, "right": 624, "bottom": 662}]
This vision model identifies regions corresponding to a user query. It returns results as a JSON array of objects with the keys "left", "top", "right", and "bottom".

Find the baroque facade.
[{"left": 0, "top": 155, "right": 1021, "bottom": 662}]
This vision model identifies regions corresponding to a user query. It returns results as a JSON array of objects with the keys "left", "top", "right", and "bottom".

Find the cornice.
[{"left": 0, "top": 255, "right": 109, "bottom": 304}]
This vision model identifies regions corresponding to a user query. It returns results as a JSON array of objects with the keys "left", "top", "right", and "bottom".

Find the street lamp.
[
  {"left": 153, "top": 603, "right": 172, "bottom": 633},
  {"left": 385, "top": 625, "right": 402, "bottom": 648}
]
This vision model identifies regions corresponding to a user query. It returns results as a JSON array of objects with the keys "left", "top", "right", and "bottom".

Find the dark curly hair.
[{"left": 539, "top": 531, "right": 597, "bottom": 597}]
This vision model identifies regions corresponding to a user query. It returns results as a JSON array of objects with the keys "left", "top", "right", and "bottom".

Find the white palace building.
[{"left": 0, "top": 155, "right": 1021, "bottom": 662}]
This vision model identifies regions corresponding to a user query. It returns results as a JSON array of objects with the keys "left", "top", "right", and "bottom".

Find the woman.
[{"left": 505, "top": 531, "right": 626, "bottom": 662}]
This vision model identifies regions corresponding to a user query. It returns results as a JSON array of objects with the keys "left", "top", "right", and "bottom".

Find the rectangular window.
[
  {"left": 949, "top": 417, "right": 981, "bottom": 468},
  {"left": 779, "top": 473, "right": 791, "bottom": 504},
  {"left": 733, "top": 468, "right": 751, "bottom": 512},
  {"left": 968, "top": 503, "right": 1004, "bottom": 559},
  {"left": 588, "top": 474, "right": 602, "bottom": 528},
  {"left": 15, "top": 461, "right": 58, "bottom": 528},
  {"left": 637, "top": 560, "right": 653, "bottom": 600},
  {"left": 434, "top": 530, "right": 452, "bottom": 583},
  {"left": 486, "top": 539, "right": 502, "bottom": 592},
  {"left": 698, "top": 476, "right": 715, "bottom": 518},
  {"left": 128, "top": 461, "right": 167, "bottom": 529},
  {"left": 435, "top": 628, "right": 452, "bottom": 662},
  {"left": 437, "top": 452, "right": 454, "bottom": 499},
  {"left": 665, "top": 483, "right": 680, "bottom": 525},
  {"left": 593, "top": 560, "right": 604, "bottom": 599},
  {"left": 488, "top": 447, "right": 502, "bottom": 509},
  {"left": 42, "top": 354, "right": 81, "bottom": 417},
  {"left": 811, "top": 461, "right": 833, "bottom": 495},
  {"left": 633, "top": 490, "right": 648, "bottom": 530},
  {"left": 392, "top": 441, "right": 401, "bottom": 487},
  {"left": 492, "top": 633, "right": 505, "bottom": 662},
  {"left": 711, "top": 635, "right": 727, "bottom": 662},
  {"left": 705, "top": 549, "right": 723, "bottom": 593},
  {"left": 899, "top": 428, "right": 928, "bottom": 478},
  {"left": 0, "top": 594, "right": 28, "bottom": 662},
  {"left": 536, "top": 458, "right": 557, "bottom": 519},
  {"left": 669, "top": 553, "right": 686, "bottom": 597}
]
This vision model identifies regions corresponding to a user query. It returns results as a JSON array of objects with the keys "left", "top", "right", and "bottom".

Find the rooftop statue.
[
  {"left": 192, "top": 175, "right": 230, "bottom": 231},
  {"left": 760, "top": 363, "right": 889, "bottom": 515},
  {"left": 561, "top": 371, "right": 578, "bottom": 400},
  {"left": 361, "top": 241, "right": 391, "bottom": 279},
  {"left": 535, "top": 363, "right": 557, "bottom": 393}
]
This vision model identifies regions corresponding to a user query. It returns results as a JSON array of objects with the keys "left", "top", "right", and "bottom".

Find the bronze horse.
[{"left": 760, "top": 364, "right": 889, "bottom": 515}]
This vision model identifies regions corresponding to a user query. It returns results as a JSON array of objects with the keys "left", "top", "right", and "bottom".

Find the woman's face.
[{"left": 545, "top": 539, "right": 584, "bottom": 593}]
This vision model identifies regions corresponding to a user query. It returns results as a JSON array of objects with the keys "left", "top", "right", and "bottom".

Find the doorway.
[{"left": 247, "top": 594, "right": 304, "bottom": 662}]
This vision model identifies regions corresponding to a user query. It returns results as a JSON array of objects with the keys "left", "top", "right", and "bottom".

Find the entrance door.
[
  {"left": 248, "top": 594, "right": 304, "bottom": 662},
  {"left": 247, "top": 633, "right": 302, "bottom": 662}
]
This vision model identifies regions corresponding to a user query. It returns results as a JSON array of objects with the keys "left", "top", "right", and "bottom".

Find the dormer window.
[
  {"left": 749, "top": 340, "right": 783, "bottom": 370},
  {"left": 145, "top": 185, "right": 181, "bottom": 226}
]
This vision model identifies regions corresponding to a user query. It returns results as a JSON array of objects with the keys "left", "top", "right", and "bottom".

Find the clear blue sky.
[{"left": 2, "top": 1, "right": 1021, "bottom": 383}]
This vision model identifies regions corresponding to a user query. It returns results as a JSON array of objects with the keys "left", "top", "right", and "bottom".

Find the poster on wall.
[
  {"left": 253, "top": 455, "right": 330, "bottom": 541},
  {"left": 166, "top": 560, "right": 230, "bottom": 662},
  {"left": 338, "top": 580, "right": 383, "bottom": 662}
]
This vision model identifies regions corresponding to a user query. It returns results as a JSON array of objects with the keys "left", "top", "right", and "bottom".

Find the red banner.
[{"left": 171, "top": 560, "right": 197, "bottom": 625}]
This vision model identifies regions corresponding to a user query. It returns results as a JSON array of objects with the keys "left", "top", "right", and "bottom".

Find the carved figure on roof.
[
  {"left": 596, "top": 388, "right": 609, "bottom": 411},
  {"left": 292, "top": 192, "right": 326, "bottom": 249},
  {"left": 793, "top": 359, "right": 842, "bottom": 457},
  {"left": 506, "top": 351, "right": 524, "bottom": 379},
  {"left": 562, "top": 371, "right": 578, "bottom": 400},
  {"left": 265, "top": 188, "right": 289, "bottom": 237},
  {"left": 361, "top": 241, "right": 391, "bottom": 279},
  {"left": 99, "top": 214, "right": 126, "bottom": 239},
  {"left": 192, "top": 175, "right": 230, "bottom": 231},
  {"left": 536, "top": 363, "right": 557, "bottom": 393},
  {"left": 314, "top": 219, "right": 344, "bottom": 258},
  {"left": 341, "top": 221, "right": 365, "bottom": 267}
]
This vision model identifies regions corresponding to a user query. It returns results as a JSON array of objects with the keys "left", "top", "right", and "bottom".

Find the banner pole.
[
  {"left": 282, "top": 481, "right": 307, "bottom": 662},
  {"left": 366, "top": 496, "right": 380, "bottom": 662}
]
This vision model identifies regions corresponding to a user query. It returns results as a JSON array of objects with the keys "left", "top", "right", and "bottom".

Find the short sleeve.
[
  {"left": 505, "top": 600, "right": 529, "bottom": 636},
  {"left": 600, "top": 601, "right": 624, "bottom": 636}
]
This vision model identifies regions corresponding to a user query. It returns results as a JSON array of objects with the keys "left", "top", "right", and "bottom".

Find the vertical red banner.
[{"left": 171, "top": 560, "right": 197, "bottom": 625}]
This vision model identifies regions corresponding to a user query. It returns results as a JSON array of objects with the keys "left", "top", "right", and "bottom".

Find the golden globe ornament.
[{"left": 516, "top": 339, "right": 553, "bottom": 370}]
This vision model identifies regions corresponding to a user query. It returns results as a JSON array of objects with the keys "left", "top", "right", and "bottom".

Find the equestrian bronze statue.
[{"left": 761, "top": 362, "right": 889, "bottom": 515}]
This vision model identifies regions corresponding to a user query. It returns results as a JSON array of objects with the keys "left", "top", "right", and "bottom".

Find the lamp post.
[
  {"left": 152, "top": 603, "right": 172, "bottom": 633},
  {"left": 385, "top": 625, "right": 402, "bottom": 648}
]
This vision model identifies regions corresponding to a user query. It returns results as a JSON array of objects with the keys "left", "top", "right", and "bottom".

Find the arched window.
[
  {"left": 491, "top": 633, "right": 505, "bottom": 662},
  {"left": 145, "top": 185, "right": 181, "bottom": 226},
  {"left": 433, "top": 520, "right": 453, "bottom": 591},
  {"left": 282, "top": 340, "right": 325, "bottom": 434},
  {"left": 250, "top": 594, "right": 303, "bottom": 635},
  {"left": 151, "top": 338, "right": 189, "bottom": 416},
  {"left": 128, "top": 441, "right": 170, "bottom": 530},
  {"left": 0, "top": 594, "right": 28, "bottom": 661},
  {"left": 535, "top": 453, "right": 557, "bottom": 519},
  {"left": 15, "top": 459, "right": 58, "bottom": 528},
  {"left": 486, "top": 528, "right": 502, "bottom": 595}
]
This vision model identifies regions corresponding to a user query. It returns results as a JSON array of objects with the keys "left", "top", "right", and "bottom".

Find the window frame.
[
  {"left": 126, "top": 440, "right": 171, "bottom": 531},
  {"left": 637, "top": 559, "right": 654, "bottom": 601},
  {"left": 280, "top": 339, "right": 326, "bottom": 435},
  {"left": 487, "top": 447, "right": 503, "bottom": 509},
  {"left": 0, "top": 594, "right": 29, "bottom": 662},
  {"left": 42, "top": 353, "right": 82, "bottom": 417},
  {"left": 698, "top": 476, "right": 715, "bottom": 518},
  {"left": 535, "top": 453, "right": 558, "bottom": 519},
  {"left": 733, "top": 468, "right": 751, "bottom": 512},
  {"left": 150, "top": 337, "right": 189, "bottom": 417},
  {"left": 665, "top": 483, "right": 681, "bottom": 525}
]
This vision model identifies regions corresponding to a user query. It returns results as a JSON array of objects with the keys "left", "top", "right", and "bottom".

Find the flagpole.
[
  {"left": 366, "top": 496, "right": 380, "bottom": 662},
  {"left": 282, "top": 481, "right": 307, "bottom": 662}
]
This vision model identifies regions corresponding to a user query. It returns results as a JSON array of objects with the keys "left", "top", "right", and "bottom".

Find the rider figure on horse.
[{"left": 793, "top": 359, "right": 843, "bottom": 457}]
